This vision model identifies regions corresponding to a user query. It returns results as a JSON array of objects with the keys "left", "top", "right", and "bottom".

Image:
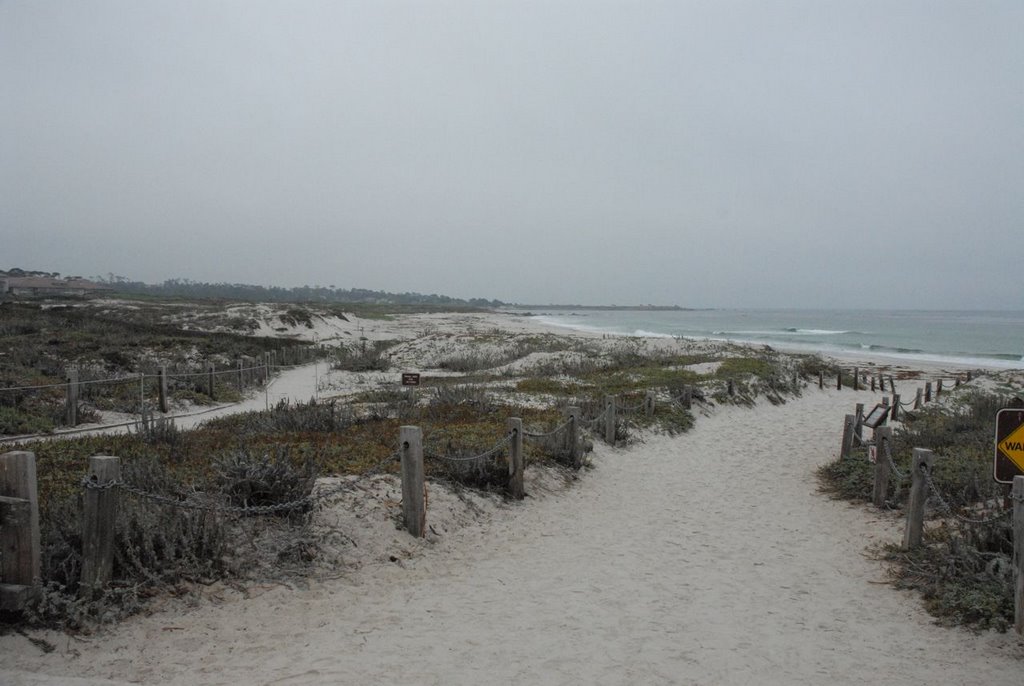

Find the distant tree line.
[{"left": 97, "top": 275, "right": 505, "bottom": 308}]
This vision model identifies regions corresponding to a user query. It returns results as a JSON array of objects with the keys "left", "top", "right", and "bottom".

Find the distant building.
[{"left": 0, "top": 274, "right": 111, "bottom": 298}]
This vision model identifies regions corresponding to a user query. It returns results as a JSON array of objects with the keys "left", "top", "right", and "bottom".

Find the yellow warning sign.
[{"left": 998, "top": 423, "right": 1024, "bottom": 470}]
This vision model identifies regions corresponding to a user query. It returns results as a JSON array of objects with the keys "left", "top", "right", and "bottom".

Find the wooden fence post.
[
  {"left": 837, "top": 371, "right": 842, "bottom": 391},
  {"left": 853, "top": 367, "right": 860, "bottom": 391},
  {"left": 818, "top": 370, "right": 823, "bottom": 389},
  {"left": 840, "top": 414, "right": 855, "bottom": 459},
  {"left": 914, "top": 388, "right": 923, "bottom": 409},
  {"left": 902, "top": 448, "right": 934, "bottom": 550},
  {"left": 65, "top": 368, "right": 79, "bottom": 427},
  {"left": 207, "top": 363, "right": 216, "bottom": 400},
  {"left": 871, "top": 376, "right": 876, "bottom": 392},
  {"left": 508, "top": 418, "right": 524, "bottom": 500},
  {"left": 237, "top": 360, "right": 244, "bottom": 392},
  {"left": 890, "top": 394, "right": 900, "bottom": 421},
  {"left": 399, "top": 426, "right": 425, "bottom": 538},
  {"left": 924, "top": 381, "right": 932, "bottom": 403},
  {"left": 644, "top": 391, "right": 655, "bottom": 418},
  {"left": 881, "top": 375, "right": 887, "bottom": 392},
  {"left": 1013, "top": 475, "right": 1023, "bottom": 635},
  {"left": 158, "top": 366, "right": 168, "bottom": 413},
  {"left": 871, "top": 427, "right": 893, "bottom": 508},
  {"left": 936, "top": 379, "right": 943, "bottom": 398},
  {"left": 0, "top": 451, "right": 40, "bottom": 611},
  {"left": 81, "top": 455, "right": 121, "bottom": 596},
  {"left": 566, "top": 406, "right": 580, "bottom": 469},
  {"left": 681, "top": 386, "right": 692, "bottom": 409},
  {"left": 604, "top": 395, "right": 616, "bottom": 445},
  {"left": 854, "top": 403, "right": 864, "bottom": 443}
]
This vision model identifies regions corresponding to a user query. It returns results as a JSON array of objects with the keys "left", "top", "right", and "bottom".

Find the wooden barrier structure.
[
  {"left": 604, "top": 396, "right": 617, "bottom": 445},
  {"left": 1014, "top": 476, "right": 1023, "bottom": 635},
  {"left": 902, "top": 448, "right": 934, "bottom": 550},
  {"left": 81, "top": 455, "right": 121, "bottom": 596},
  {"left": 0, "top": 450, "right": 40, "bottom": 611},
  {"left": 399, "top": 426, "right": 425, "bottom": 538},
  {"left": 840, "top": 414, "right": 855, "bottom": 459},
  {"left": 65, "top": 368, "right": 79, "bottom": 427},
  {"left": 871, "top": 427, "right": 893, "bottom": 508},
  {"left": 567, "top": 406, "right": 581, "bottom": 469},
  {"left": 508, "top": 418, "right": 524, "bottom": 500}
]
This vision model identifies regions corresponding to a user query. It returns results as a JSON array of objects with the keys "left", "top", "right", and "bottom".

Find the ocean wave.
[
  {"left": 632, "top": 329, "right": 675, "bottom": 339},
  {"left": 783, "top": 328, "right": 856, "bottom": 335}
]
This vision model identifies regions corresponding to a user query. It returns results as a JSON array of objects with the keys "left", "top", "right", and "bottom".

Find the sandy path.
[{"left": 2, "top": 388, "right": 1021, "bottom": 684}]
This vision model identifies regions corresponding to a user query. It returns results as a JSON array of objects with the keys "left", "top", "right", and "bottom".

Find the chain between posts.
[
  {"left": 81, "top": 450, "right": 401, "bottom": 515},
  {"left": 920, "top": 464, "right": 1011, "bottom": 525},
  {"left": 523, "top": 417, "right": 574, "bottom": 440},
  {"left": 883, "top": 439, "right": 906, "bottom": 481},
  {"left": 424, "top": 432, "right": 514, "bottom": 463},
  {"left": 616, "top": 399, "right": 645, "bottom": 413}
]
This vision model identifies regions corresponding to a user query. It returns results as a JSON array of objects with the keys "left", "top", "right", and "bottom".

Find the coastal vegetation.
[
  {"left": 0, "top": 294, "right": 815, "bottom": 630},
  {"left": 818, "top": 390, "right": 1019, "bottom": 631}
]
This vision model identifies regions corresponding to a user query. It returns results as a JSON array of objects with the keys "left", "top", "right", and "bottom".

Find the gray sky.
[{"left": 2, "top": 1, "right": 1021, "bottom": 308}]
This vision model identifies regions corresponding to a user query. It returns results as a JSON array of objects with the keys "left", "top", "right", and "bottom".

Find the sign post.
[{"left": 994, "top": 407, "right": 1024, "bottom": 484}]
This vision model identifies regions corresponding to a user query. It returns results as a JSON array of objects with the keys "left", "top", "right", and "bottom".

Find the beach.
[{"left": 2, "top": 310, "right": 1022, "bottom": 684}]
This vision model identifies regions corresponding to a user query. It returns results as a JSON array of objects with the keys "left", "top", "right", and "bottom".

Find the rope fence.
[{"left": 835, "top": 400, "right": 1024, "bottom": 634}]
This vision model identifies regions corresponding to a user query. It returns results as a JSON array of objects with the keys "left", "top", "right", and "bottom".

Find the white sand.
[
  {"left": 3, "top": 310, "right": 1023, "bottom": 683},
  {"left": 2, "top": 385, "right": 1022, "bottom": 684}
]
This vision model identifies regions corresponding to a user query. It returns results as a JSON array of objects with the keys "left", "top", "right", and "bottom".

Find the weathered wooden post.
[
  {"left": 567, "top": 406, "right": 581, "bottom": 469},
  {"left": 871, "top": 427, "right": 893, "bottom": 508},
  {"left": 158, "top": 366, "right": 168, "bottom": 413},
  {"left": 837, "top": 371, "right": 842, "bottom": 391},
  {"left": 902, "top": 448, "right": 934, "bottom": 550},
  {"left": 936, "top": 379, "right": 943, "bottom": 398},
  {"left": 853, "top": 367, "right": 860, "bottom": 391},
  {"left": 727, "top": 379, "right": 735, "bottom": 397},
  {"left": 399, "top": 426, "right": 425, "bottom": 538},
  {"left": 644, "top": 391, "right": 655, "bottom": 418},
  {"left": 924, "top": 381, "right": 932, "bottom": 403},
  {"left": 880, "top": 375, "right": 886, "bottom": 392},
  {"left": 854, "top": 403, "right": 865, "bottom": 443},
  {"left": 508, "top": 418, "right": 524, "bottom": 500},
  {"left": 681, "top": 386, "right": 692, "bottom": 409},
  {"left": 604, "top": 395, "right": 616, "bottom": 445},
  {"left": 65, "top": 368, "right": 79, "bottom": 427},
  {"left": 840, "top": 414, "right": 855, "bottom": 459},
  {"left": 891, "top": 394, "right": 901, "bottom": 421},
  {"left": 81, "top": 455, "right": 121, "bottom": 596},
  {"left": 871, "top": 376, "right": 876, "bottom": 392},
  {"left": 236, "top": 360, "right": 244, "bottom": 392},
  {"left": 818, "top": 370, "right": 823, "bottom": 390},
  {"left": 914, "top": 388, "right": 923, "bottom": 409},
  {"left": 1014, "top": 475, "right": 1023, "bottom": 635},
  {"left": 0, "top": 451, "right": 40, "bottom": 611}
]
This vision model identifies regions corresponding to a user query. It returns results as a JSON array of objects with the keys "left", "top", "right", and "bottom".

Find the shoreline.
[{"left": 505, "top": 310, "right": 1021, "bottom": 375}]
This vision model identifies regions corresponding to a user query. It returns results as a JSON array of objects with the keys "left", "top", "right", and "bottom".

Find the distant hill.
[{"left": 95, "top": 275, "right": 506, "bottom": 308}]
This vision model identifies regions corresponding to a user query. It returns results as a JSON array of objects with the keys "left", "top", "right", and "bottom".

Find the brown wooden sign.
[
  {"left": 994, "top": 408, "right": 1024, "bottom": 484},
  {"left": 401, "top": 372, "right": 421, "bottom": 387}
]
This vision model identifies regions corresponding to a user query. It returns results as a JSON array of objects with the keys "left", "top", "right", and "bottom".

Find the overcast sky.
[{"left": 2, "top": 1, "right": 1021, "bottom": 308}]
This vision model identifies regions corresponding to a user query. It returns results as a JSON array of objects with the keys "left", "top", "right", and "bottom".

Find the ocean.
[{"left": 526, "top": 309, "right": 1024, "bottom": 369}]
